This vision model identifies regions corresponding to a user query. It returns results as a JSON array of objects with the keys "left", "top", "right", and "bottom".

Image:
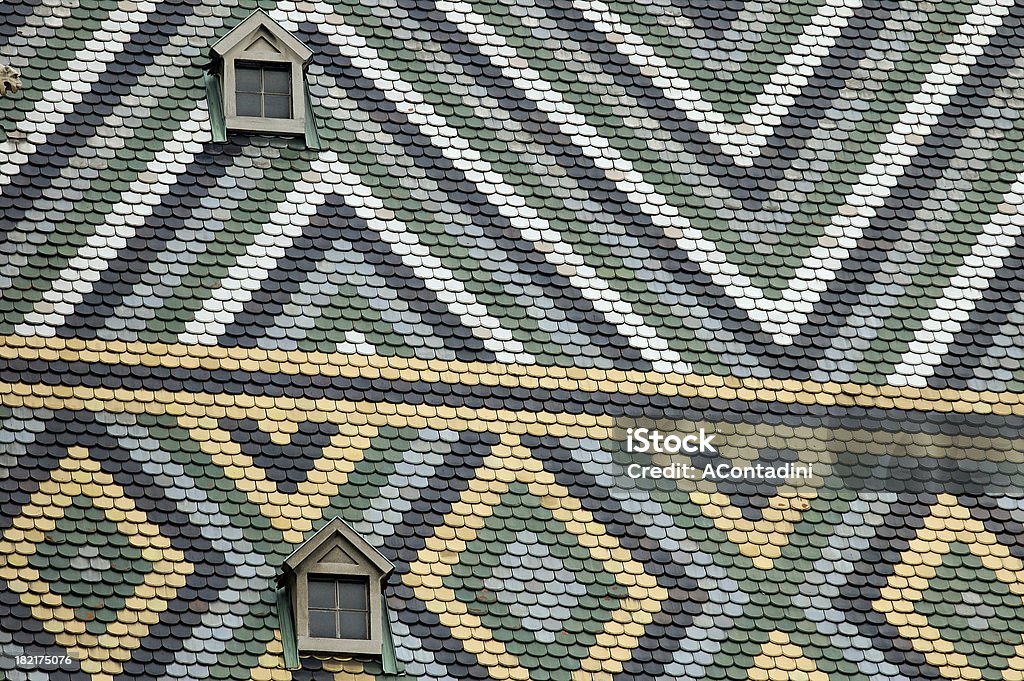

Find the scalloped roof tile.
[{"left": 3, "top": 0, "right": 1024, "bottom": 680}]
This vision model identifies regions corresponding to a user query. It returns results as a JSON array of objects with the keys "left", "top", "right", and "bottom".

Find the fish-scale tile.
[{"left": 4, "top": 0, "right": 1024, "bottom": 679}]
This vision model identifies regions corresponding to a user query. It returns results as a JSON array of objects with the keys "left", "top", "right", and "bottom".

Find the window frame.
[
  {"left": 293, "top": 560, "right": 384, "bottom": 655},
  {"left": 223, "top": 55, "right": 304, "bottom": 134},
  {"left": 234, "top": 60, "right": 293, "bottom": 119},
  {"left": 307, "top": 575, "right": 371, "bottom": 640}
]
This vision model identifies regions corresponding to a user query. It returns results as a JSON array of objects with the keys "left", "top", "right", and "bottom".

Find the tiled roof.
[{"left": 2, "top": 0, "right": 1024, "bottom": 680}]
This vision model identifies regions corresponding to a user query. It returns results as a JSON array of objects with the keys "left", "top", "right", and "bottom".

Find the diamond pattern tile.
[
  {"left": 0, "top": 446, "right": 194, "bottom": 680},
  {"left": 4, "top": 0, "right": 1024, "bottom": 679},
  {"left": 875, "top": 495, "right": 1024, "bottom": 680}
]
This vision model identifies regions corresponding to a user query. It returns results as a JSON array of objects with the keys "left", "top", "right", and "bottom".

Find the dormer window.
[
  {"left": 209, "top": 10, "right": 312, "bottom": 136},
  {"left": 281, "top": 518, "right": 394, "bottom": 656}
]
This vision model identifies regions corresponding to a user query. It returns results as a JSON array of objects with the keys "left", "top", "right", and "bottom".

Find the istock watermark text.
[{"left": 624, "top": 427, "right": 717, "bottom": 454}]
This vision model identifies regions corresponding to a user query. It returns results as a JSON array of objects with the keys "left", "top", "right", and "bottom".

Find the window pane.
[
  {"left": 263, "top": 95, "right": 291, "bottom": 119},
  {"left": 308, "top": 579, "right": 336, "bottom": 608},
  {"left": 308, "top": 610, "right": 336, "bottom": 638},
  {"left": 338, "top": 579, "right": 368, "bottom": 610},
  {"left": 236, "top": 93, "right": 261, "bottom": 117},
  {"left": 236, "top": 66, "right": 261, "bottom": 92},
  {"left": 263, "top": 68, "right": 290, "bottom": 94},
  {"left": 338, "top": 611, "right": 369, "bottom": 639}
]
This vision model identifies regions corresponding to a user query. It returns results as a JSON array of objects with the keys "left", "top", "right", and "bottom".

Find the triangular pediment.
[
  {"left": 211, "top": 9, "right": 312, "bottom": 63},
  {"left": 322, "top": 545, "right": 357, "bottom": 565},
  {"left": 244, "top": 34, "right": 283, "bottom": 56}
]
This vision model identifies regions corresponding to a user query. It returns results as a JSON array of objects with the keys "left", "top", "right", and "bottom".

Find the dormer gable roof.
[
  {"left": 283, "top": 518, "right": 394, "bottom": 577},
  {"left": 210, "top": 9, "right": 313, "bottom": 64}
]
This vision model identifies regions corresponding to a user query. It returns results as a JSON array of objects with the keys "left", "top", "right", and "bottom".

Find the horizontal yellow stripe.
[
  {"left": 0, "top": 335, "right": 1019, "bottom": 414},
  {"left": 0, "top": 381, "right": 620, "bottom": 433}
]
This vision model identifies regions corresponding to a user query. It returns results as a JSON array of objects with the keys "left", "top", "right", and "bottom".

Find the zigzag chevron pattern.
[
  {"left": 2, "top": 0, "right": 1024, "bottom": 390},
  {"left": 4, "top": 1, "right": 1024, "bottom": 680}
]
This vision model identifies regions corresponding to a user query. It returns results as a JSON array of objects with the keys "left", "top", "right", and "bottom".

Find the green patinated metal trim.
[
  {"left": 304, "top": 80, "right": 322, "bottom": 150},
  {"left": 276, "top": 588, "right": 300, "bottom": 670},
  {"left": 381, "top": 594, "right": 400, "bottom": 674},
  {"left": 276, "top": 587, "right": 402, "bottom": 673},
  {"left": 205, "top": 73, "right": 227, "bottom": 143}
]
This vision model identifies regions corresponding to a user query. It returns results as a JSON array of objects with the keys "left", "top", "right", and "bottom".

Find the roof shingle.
[{"left": 3, "top": 0, "right": 1024, "bottom": 679}]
